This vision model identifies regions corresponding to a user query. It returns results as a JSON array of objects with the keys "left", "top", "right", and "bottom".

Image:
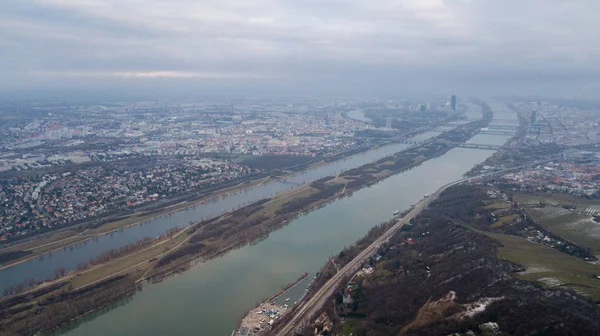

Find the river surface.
[
  {"left": 466, "top": 102, "right": 517, "bottom": 146},
  {"left": 52, "top": 104, "right": 518, "bottom": 336},
  {"left": 53, "top": 146, "right": 500, "bottom": 336},
  {"left": 346, "top": 109, "right": 372, "bottom": 123},
  {"left": 1, "top": 132, "right": 449, "bottom": 294}
]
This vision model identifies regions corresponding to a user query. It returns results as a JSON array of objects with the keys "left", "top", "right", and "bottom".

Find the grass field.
[
  {"left": 484, "top": 202, "right": 510, "bottom": 210},
  {"left": 70, "top": 184, "right": 322, "bottom": 290},
  {"left": 489, "top": 214, "right": 520, "bottom": 229},
  {"left": 69, "top": 232, "right": 189, "bottom": 289},
  {"left": 473, "top": 228, "right": 600, "bottom": 301},
  {"left": 525, "top": 208, "right": 600, "bottom": 257},
  {"left": 515, "top": 192, "right": 600, "bottom": 209},
  {"left": 263, "top": 186, "right": 318, "bottom": 212}
]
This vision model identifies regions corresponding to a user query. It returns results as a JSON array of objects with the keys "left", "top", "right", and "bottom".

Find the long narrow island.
[{"left": 0, "top": 105, "right": 493, "bottom": 335}]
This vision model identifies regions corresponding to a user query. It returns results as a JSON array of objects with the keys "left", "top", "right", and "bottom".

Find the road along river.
[
  {"left": 52, "top": 136, "right": 516, "bottom": 336},
  {"left": 3, "top": 100, "right": 488, "bottom": 292},
  {"left": 47, "top": 105, "right": 517, "bottom": 335}
]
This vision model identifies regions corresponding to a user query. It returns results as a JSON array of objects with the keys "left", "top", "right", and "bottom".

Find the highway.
[{"left": 273, "top": 160, "right": 556, "bottom": 335}]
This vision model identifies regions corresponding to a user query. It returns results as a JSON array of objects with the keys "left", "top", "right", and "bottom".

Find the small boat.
[
  {"left": 424, "top": 193, "right": 430, "bottom": 198},
  {"left": 285, "top": 298, "right": 290, "bottom": 302},
  {"left": 393, "top": 210, "right": 400, "bottom": 216}
]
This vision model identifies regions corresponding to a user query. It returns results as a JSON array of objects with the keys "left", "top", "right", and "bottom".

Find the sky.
[{"left": 1, "top": 0, "right": 599, "bottom": 97}]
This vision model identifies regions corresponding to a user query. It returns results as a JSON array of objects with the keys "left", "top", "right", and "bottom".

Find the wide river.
[
  {"left": 2, "top": 141, "right": 417, "bottom": 293},
  {"left": 0, "top": 102, "right": 482, "bottom": 291},
  {"left": 346, "top": 109, "right": 372, "bottom": 123},
  {"left": 46, "top": 104, "right": 516, "bottom": 335}
]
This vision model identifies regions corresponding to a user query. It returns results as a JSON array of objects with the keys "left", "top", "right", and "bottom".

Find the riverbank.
[
  {"left": 0, "top": 113, "right": 466, "bottom": 296},
  {"left": 0, "top": 135, "right": 417, "bottom": 271},
  {"left": 235, "top": 272, "right": 309, "bottom": 335},
  {"left": 0, "top": 174, "right": 277, "bottom": 270},
  {"left": 0, "top": 136, "right": 402, "bottom": 269},
  {"left": 143, "top": 115, "right": 490, "bottom": 283},
  {"left": 0, "top": 106, "right": 492, "bottom": 335},
  {"left": 54, "top": 131, "right": 503, "bottom": 334},
  {"left": 290, "top": 184, "right": 600, "bottom": 336}
]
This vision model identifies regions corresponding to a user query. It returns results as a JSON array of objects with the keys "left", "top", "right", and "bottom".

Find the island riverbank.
[
  {"left": 0, "top": 135, "right": 418, "bottom": 273},
  {"left": 0, "top": 105, "right": 495, "bottom": 336}
]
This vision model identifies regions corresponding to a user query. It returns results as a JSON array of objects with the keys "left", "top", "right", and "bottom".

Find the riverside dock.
[{"left": 235, "top": 273, "right": 309, "bottom": 335}]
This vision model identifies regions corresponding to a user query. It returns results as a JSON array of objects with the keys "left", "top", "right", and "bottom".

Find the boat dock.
[{"left": 235, "top": 273, "right": 309, "bottom": 335}]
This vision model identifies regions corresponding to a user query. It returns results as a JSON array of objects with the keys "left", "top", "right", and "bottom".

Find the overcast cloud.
[{"left": 1, "top": 0, "right": 599, "bottom": 96}]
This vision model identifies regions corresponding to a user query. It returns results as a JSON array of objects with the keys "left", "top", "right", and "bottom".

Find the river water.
[
  {"left": 3, "top": 133, "right": 451, "bottom": 294},
  {"left": 5, "top": 104, "right": 488, "bottom": 290},
  {"left": 51, "top": 104, "right": 517, "bottom": 336},
  {"left": 0, "top": 142, "right": 406, "bottom": 292},
  {"left": 54, "top": 146, "right": 499, "bottom": 336},
  {"left": 346, "top": 109, "right": 372, "bottom": 123}
]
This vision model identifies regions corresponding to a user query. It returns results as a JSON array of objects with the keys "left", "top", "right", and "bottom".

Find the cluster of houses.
[
  {"left": 0, "top": 159, "right": 256, "bottom": 242},
  {"left": 501, "top": 160, "right": 600, "bottom": 197}
]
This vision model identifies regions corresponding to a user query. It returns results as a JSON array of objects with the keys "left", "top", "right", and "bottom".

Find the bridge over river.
[
  {"left": 397, "top": 139, "right": 505, "bottom": 150},
  {"left": 439, "top": 123, "right": 519, "bottom": 131},
  {"left": 455, "top": 116, "right": 519, "bottom": 123},
  {"left": 434, "top": 128, "right": 515, "bottom": 136}
]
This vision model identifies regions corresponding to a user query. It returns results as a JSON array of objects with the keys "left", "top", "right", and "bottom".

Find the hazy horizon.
[{"left": 2, "top": 0, "right": 599, "bottom": 99}]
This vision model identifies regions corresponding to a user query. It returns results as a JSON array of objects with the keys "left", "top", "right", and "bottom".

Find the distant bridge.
[
  {"left": 478, "top": 130, "right": 515, "bottom": 136},
  {"left": 433, "top": 128, "right": 515, "bottom": 136},
  {"left": 457, "top": 143, "right": 504, "bottom": 150},
  {"left": 397, "top": 139, "right": 505, "bottom": 151},
  {"left": 464, "top": 118, "right": 518, "bottom": 123},
  {"left": 397, "top": 139, "right": 425, "bottom": 145},
  {"left": 487, "top": 124, "right": 519, "bottom": 130},
  {"left": 437, "top": 123, "right": 518, "bottom": 131}
]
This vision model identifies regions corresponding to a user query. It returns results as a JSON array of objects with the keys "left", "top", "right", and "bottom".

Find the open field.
[
  {"left": 489, "top": 214, "right": 520, "bottom": 229},
  {"left": 515, "top": 192, "right": 600, "bottom": 209},
  {"left": 262, "top": 186, "right": 318, "bottom": 212},
  {"left": 523, "top": 205, "right": 600, "bottom": 257},
  {"left": 69, "top": 231, "right": 191, "bottom": 289},
  {"left": 475, "top": 229, "right": 600, "bottom": 301},
  {"left": 484, "top": 202, "right": 510, "bottom": 210}
]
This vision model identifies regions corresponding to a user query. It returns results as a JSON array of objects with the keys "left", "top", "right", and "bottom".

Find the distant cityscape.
[
  {"left": 0, "top": 97, "right": 459, "bottom": 242},
  {"left": 3, "top": 96, "right": 600, "bottom": 336},
  {"left": 3, "top": 98, "right": 600, "bottom": 242},
  {"left": 516, "top": 101, "right": 600, "bottom": 146}
]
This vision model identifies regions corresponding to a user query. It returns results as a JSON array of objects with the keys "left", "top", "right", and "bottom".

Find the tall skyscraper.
[
  {"left": 531, "top": 110, "right": 537, "bottom": 125},
  {"left": 386, "top": 117, "right": 393, "bottom": 128},
  {"left": 450, "top": 95, "right": 457, "bottom": 112}
]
